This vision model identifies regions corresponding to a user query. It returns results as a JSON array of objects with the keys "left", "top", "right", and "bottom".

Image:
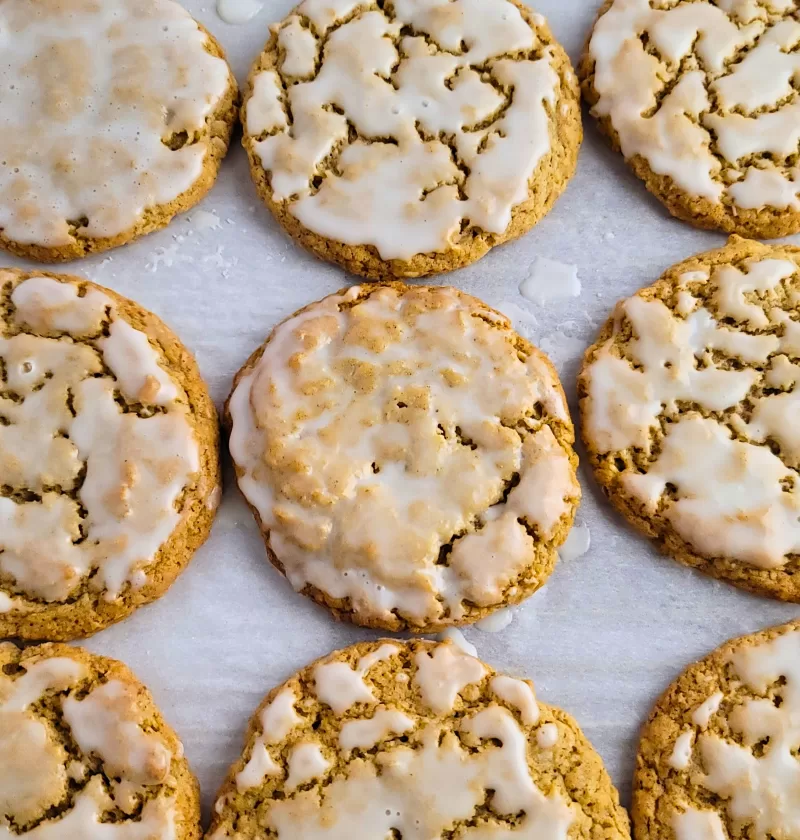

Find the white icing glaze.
[
  {"left": 62, "top": 681, "right": 171, "bottom": 785},
  {"left": 582, "top": 255, "right": 800, "bottom": 569},
  {"left": 0, "top": 0, "right": 231, "bottom": 247},
  {"left": 674, "top": 628, "right": 800, "bottom": 839},
  {"left": 0, "top": 657, "right": 86, "bottom": 713},
  {"left": 437, "top": 627, "right": 478, "bottom": 657},
  {"left": 0, "top": 775, "right": 176, "bottom": 839},
  {"left": 692, "top": 692, "right": 724, "bottom": 729},
  {"left": 0, "top": 657, "right": 85, "bottom": 825},
  {"left": 285, "top": 742, "right": 330, "bottom": 791},
  {"left": 67, "top": 761, "right": 87, "bottom": 782},
  {"left": 314, "top": 644, "right": 400, "bottom": 714},
  {"left": 558, "top": 523, "right": 591, "bottom": 563},
  {"left": 625, "top": 416, "right": 800, "bottom": 569},
  {"left": 236, "top": 689, "right": 300, "bottom": 791},
  {"left": 339, "top": 707, "right": 415, "bottom": 752},
  {"left": 475, "top": 607, "right": 514, "bottom": 633},
  {"left": 235, "top": 744, "right": 282, "bottom": 793},
  {"left": 672, "top": 808, "right": 727, "bottom": 840},
  {"left": 589, "top": 0, "right": 800, "bottom": 212},
  {"left": 245, "top": 0, "right": 568, "bottom": 260},
  {"left": 0, "top": 275, "right": 201, "bottom": 603},
  {"left": 267, "top": 706, "right": 575, "bottom": 839},
  {"left": 413, "top": 644, "right": 486, "bottom": 714},
  {"left": 217, "top": 0, "right": 263, "bottom": 25},
  {"left": 669, "top": 729, "right": 694, "bottom": 770},
  {"left": 314, "top": 662, "right": 376, "bottom": 714},
  {"left": 696, "top": 631, "right": 800, "bottom": 837},
  {"left": 228, "top": 285, "right": 577, "bottom": 627},
  {"left": 519, "top": 257, "right": 581, "bottom": 306},
  {"left": 490, "top": 675, "right": 539, "bottom": 725},
  {"left": 12, "top": 277, "right": 109, "bottom": 336},
  {"left": 536, "top": 722, "right": 558, "bottom": 749},
  {"left": 98, "top": 320, "right": 178, "bottom": 406}
]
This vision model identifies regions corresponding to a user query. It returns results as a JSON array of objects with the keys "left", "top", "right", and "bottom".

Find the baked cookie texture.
[
  {"left": 633, "top": 619, "right": 800, "bottom": 840},
  {"left": 0, "top": 269, "right": 221, "bottom": 641},
  {"left": 0, "top": 0, "right": 239, "bottom": 263},
  {"left": 580, "top": 0, "right": 800, "bottom": 239},
  {"left": 227, "top": 283, "right": 580, "bottom": 632},
  {"left": 242, "top": 0, "right": 582, "bottom": 280},
  {"left": 0, "top": 641, "right": 200, "bottom": 839},
  {"left": 207, "top": 638, "right": 630, "bottom": 840},
  {"left": 578, "top": 236, "right": 800, "bottom": 601}
]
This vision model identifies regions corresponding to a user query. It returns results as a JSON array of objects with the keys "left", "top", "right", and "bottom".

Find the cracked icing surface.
[
  {"left": 633, "top": 619, "right": 800, "bottom": 840},
  {"left": 242, "top": 0, "right": 581, "bottom": 279},
  {"left": 0, "top": 0, "right": 237, "bottom": 262},
  {"left": 0, "top": 269, "right": 220, "bottom": 641},
  {"left": 0, "top": 641, "right": 199, "bottom": 840},
  {"left": 579, "top": 237, "right": 800, "bottom": 601},
  {"left": 206, "top": 638, "right": 630, "bottom": 840},
  {"left": 581, "top": 0, "right": 800, "bottom": 238},
  {"left": 227, "top": 283, "right": 580, "bottom": 632}
]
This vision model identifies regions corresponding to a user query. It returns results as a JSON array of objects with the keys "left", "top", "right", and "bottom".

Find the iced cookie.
[
  {"left": 0, "top": 269, "right": 221, "bottom": 641},
  {"left": 579, "top": 236, "right": 800, "bottom": 600},
  {"left": 0, "top": 642, "right": 200, "bottom": 839},
  {"left": 227, "top": 283, "right": 580, "bottom": 632},
  {"left": 242, "top": 0, "right": 581, "bottom": 280},
  {"left": 581, "top": 0, "right": 800, "bottom": 239},
  {"left": 207, "top": 639, "right": 630, "bottom": 840},
  {"left": 633, "top": 619, "right": 800, "bottom": 840},
  {"left": 0, "top": 0, "right": 238, "bottom": 262}
]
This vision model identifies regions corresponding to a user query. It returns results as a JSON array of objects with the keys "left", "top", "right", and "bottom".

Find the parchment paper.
[{"left": 5, "top": 0, "right": 798, "bottom": 822}]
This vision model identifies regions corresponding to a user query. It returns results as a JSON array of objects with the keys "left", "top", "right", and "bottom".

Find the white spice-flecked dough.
[
  {"left": 209, "top": 640, "right": 623, "bottom": 840},
  {"left": 243, "top": 0, "right": 570, "bottom": 261},
  {"left": 0, "top": 0, "right": 231, "bottom": 248},
  {"left": 649, "top": 623, "right": 800, "bottom": 840},
  {"left": 228, "top": 284, "right": 580, "bottom": 629},
  {"left": 587, "top": 0, "right": 800, "bottom": 213},
  {"left": 0, "top": 651, "right": 180, "bottom": 838},
  {"left": 0, "top": 272, "right": 200, "bottom": 611},
  {"left": 581, "top": 250, "right": 800, "bottom": 570}
]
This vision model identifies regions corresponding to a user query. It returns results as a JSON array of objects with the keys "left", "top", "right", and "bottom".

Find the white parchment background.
[{"left": 5, "top": 0, "right": 799, "bottom": 825}]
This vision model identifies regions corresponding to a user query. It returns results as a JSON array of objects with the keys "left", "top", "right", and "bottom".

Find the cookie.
[
  {"left": 0, "top": 0, "right": 238, "bottom": 262},
  {"left": 227, "top": 283, "right": 580, "bottom": 632},
  {"left": 241, "top": 0, "right": 581, "bottom": 280},
  {"left": 0, "top": 641, "right": 200, "bottom": 839},
  {"left": 633, "top": 618, "right": 800, "bottom": 840},
  {"left": 578, "top": 236, "right": 800, "bottom": 600},
  {"left": 580, "top": 0, "right": 800, "bottom": 239},
  {"left": 0, "top": 269, "right": 221, "bottom": 641},
  {"left": 206, "top": 638, "right": 630, "bottom": 840}
]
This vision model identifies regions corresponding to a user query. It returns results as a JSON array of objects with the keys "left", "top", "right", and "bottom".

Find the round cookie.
[
  {"left": 578, "top": 236, "right": 800, "bottom": 600},
  {"left": 633, "top": 619, "right": 800, "bottom": 840},
  {"left": 241, "top": 0, "right": 581, "bottom": 280},
  {"left": 207, "top": 638, "right": 631, "bottom": 840},
  {"left": 0, "top": 0, "right": 238, "bottom": 262},
  {"left": 0, "top": 641, "right": 200, "bottom": 839},
  {"left": 580, "top": 0, "right": 800, "bottom": 239},
  {"left": 0, "top": 268, "right": 221, "bottom": 641},
  {"left": 227, "top": 283, "right": 580, "bottom": 632}
]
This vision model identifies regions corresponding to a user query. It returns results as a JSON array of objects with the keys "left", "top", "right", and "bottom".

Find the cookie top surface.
[
  {"left": 207, "top": 639, "right": 630, "bottom": 840},
  {"left": 243, "top": 0, "right": 580, "bottom": 272},
  {"left": 633, "top": 619, "right": 800, "bottom": 840},
  {"left": 0, "top": 0, "right": 232, "bottom": 251},
  {"left": 0, "top": 269, "right": 219, "bottom": 639},
  {"left": 579, "top": 237, "right": 800, "bottom": 597},
  {"left": 228, "top": 283, "right": 579, "bottom": 631},
  {"left": 0, "top": 642, "right": 198, "bottom": 839},
  {"left": 583, "top": 0, "right": 800, "bottom": 236}
]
